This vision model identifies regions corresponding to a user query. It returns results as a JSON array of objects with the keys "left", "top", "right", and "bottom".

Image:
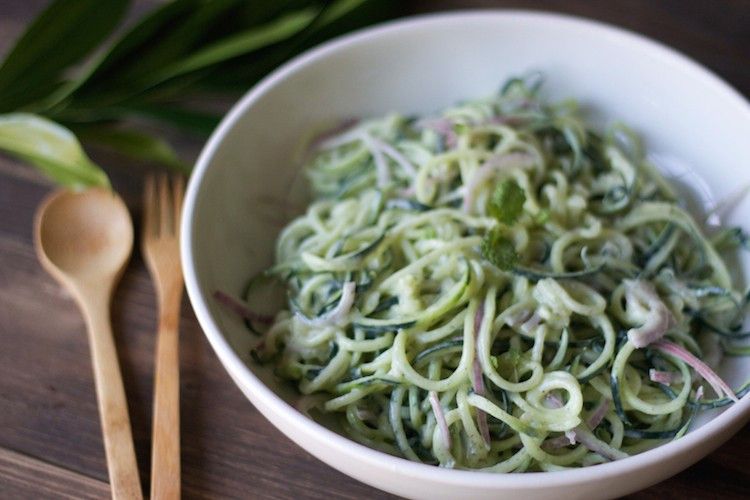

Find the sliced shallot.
[
  {"left": 652, "top": 340, "right": 738, "bottom": 402},
  {"left": 430, "top": 391, "right": 451, "bottom": 449},
  {"left": 214, "top": 290, "right": 274, "bottom": 324}
]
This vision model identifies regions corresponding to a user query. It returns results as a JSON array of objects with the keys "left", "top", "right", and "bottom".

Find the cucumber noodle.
[{"left": 239, "top": 76, "right": 750, "bottom": 471}]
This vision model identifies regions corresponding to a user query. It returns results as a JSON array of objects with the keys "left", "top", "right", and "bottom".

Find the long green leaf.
[
  {"left": 156, "top": 6, "right": 320, "bottom": 82},
  {"left": 68, "top": 0, "right": 240, "bottom": 106},
  {"left": 0, "top": 0, "right": 129, "bottom": 112},
  {"left": 76, "top": 126, "right": 190, "bottom": 173},
  {"left": 68, "top": 1, "right": 327, "bottom": 108},
  {"left": 0, "top": 114, "right": 109, "bottom": 188},
  {"left": 124, "top": 104, "right": 221, "bottom": 136},
  {"left": 86, "top": 0, "right": 312, "bottom": 87},
  {"left": 196, "top": 0, "right": 393, "bottom": 91},
  {"left": 93, "top": 1, "right": 234, "bottom": 83},
  {"left": 41, "top": 0, "right": 201, "bottom": 111}
]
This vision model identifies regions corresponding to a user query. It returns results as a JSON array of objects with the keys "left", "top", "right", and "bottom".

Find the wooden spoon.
[{"left": 35, "top": 188, "right": 143, "bottom": 500}]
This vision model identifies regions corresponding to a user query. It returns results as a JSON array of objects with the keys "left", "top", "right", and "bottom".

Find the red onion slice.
[
  {"left": 214, "top": 290, "right": 274, "bottom": 324},
  {"left": 430, "top": 391, "right": 451, "bottom": 449},
  {"left": 471, "top": 305, "right": 491, "bottom": 444},
  {"left": 371, "top": 137, "right": 417, "bottom": 177},
  {"left": 649, "top": 369, "right": 675, "bottom": 385},
  {"left": 652, "top": 340, "right": 738, "bottom": 402},
  {"left": 544, "top": 396, "right": 625, "bottom": 460},
  {"left": 586, "top": 398, "right": 610, "bottom": 430}
]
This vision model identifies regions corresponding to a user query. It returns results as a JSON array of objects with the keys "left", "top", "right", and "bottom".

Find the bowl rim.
[{"left": 181, "top": 9, "right": 750, "bottom": 489}]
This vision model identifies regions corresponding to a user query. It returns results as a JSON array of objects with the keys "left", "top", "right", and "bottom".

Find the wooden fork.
[{"left": 142, "top": 174, "right": 185, "bottom": 500}]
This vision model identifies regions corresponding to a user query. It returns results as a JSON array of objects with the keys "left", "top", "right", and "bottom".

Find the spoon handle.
[{"left": 83, "top": 294, "right": 143, "bottom": 500}]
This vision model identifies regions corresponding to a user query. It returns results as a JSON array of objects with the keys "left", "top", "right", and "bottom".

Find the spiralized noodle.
[{"left": 238, "top": 76, "right": 750, "bottom": 470}]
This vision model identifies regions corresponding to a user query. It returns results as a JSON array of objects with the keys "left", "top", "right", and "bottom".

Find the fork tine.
[
  {"left": 143, "top": 174, "right": 157, "bottom": 238},
  {"left": 172, "top": 176, "right": 185, "bottom": 237},
  {"left": 158, "top": 173, "right": 171, "bottom": 236}
]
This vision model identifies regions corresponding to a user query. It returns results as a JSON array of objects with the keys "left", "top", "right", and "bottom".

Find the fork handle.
[
  {"left": 81, "top": 290, "right": 143, "bottom": 500},
  {"left": 150, "top": 290, "right": 182, "bottom": 500}
]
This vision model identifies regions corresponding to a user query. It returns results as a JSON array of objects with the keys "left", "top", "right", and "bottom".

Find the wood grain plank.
[
  {"left": 0, "top": 448, "right": 110, "bottom": 500},
  {"left": 0, "top": 174, "right": 391, "bottom": 499}
]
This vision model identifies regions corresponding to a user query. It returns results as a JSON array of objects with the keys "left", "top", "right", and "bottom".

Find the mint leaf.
[
  {"left": 488, "top": 179, "right": 526, "bottom": 225},
  {"left": 481, "top": 227, "right": 518, "bottom": 271}
]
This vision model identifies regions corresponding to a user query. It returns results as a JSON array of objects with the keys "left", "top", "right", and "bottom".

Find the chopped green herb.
[
  {"left": 488, "top": 179, "right": 526, "bottom": 225},
  {"left": 481, "top": 227, "right": 518, "bottom": 271},
  {"left": 535, "top": 209, "right": 550, "bottom": 225}
]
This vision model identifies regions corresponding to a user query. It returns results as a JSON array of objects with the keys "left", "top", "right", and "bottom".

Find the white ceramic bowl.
[{"left": 181, "top": 11, "right": 750, "bottom": 499}]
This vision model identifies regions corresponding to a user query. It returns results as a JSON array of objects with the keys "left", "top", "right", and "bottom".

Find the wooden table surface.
[{"left": 1, "top": 1, "right": 748, "bottom": 498}]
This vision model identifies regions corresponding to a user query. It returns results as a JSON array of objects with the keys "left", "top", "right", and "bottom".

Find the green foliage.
[
  {"left": 0, "top": 0, "right": 129, "bottom": 112},
  {"left": 0, "top": 0, "right": 397, "bottom": 187},
  {"left": 0, "top": 114, "right": 108, "bottom": 188},
  {"left": 482, "top": 179, "right": 527, "bottom": 270},
  {"left": 73, "top": 125, "right": 189, "bottom": 174}
]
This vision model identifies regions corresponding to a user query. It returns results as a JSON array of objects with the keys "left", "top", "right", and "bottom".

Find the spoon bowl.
[
  {"left": 34, "top": 187, "right": 142, "bottom": 500},
  {"left": 36, "top": 188, "right": 133, "bottom": 282}
]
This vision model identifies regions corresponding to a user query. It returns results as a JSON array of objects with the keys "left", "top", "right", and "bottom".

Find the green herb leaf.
[
  {"left": 75, "top": 126, "right": 189, "bottom": 173},
  {"left": 0, "top": 113, "right": 108, "bottom": 188},
  {"left": 535, "top": 209, "right": 551, "bottom": 225},
  {"left": 488, "top": 179, "right": 526, "bottom": 225},
  {"left": 0, "top": 0, "right": 129, "bottom": 112},
  {"left": 481, "top": 227, "right": 518, "bottom": 271}
]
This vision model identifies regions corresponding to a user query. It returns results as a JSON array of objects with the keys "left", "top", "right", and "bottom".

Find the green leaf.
[
  {"left": 124, "top": 104, "right": 221, "bottom": 136},
  {"left": 488, "top": 179, "right": 526, "bottom": 225},
  {"left": 154, "top": 6, "right": 320, "bottom": 84},
  {"left": 0, "top": 113, "right": 108, "bottom": 188},
  {"left": 481, "top": 228, "right": 518, "bottom": 271},
  {"left": 68, "top": 0, "right": 308, "bottom": 106},
  {"left": 52, "top": 102, "right": 222, "bottom": 137},
  {"left": 197, "top": 0, "right": 395, "bottom": 91},
  {"left": 75, "top": 126, "right": 189, "bottom": 173},
  {"left": 299, "top": 0, "right": 377, "bottom": 42},
  {"left": 0, "top": 0, "right": 129, "bottom": 111},
  {"left": 53, "top": 0, "right": 222, "bottom": 109},
  {"left": 83, "top": 0, "right": 233, "bottom": 89}
]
